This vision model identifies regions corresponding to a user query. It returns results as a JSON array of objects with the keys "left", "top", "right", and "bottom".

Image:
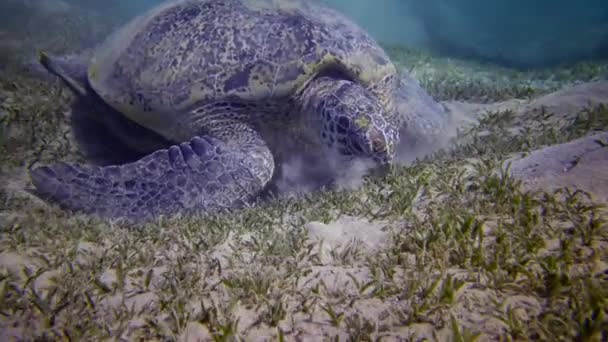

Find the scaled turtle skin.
[{"left": 30, "top": 0, "right": 440, "bottom": 222}]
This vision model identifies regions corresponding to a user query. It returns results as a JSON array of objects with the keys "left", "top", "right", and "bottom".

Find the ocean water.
[
  {"left": 1, "top": 0, "right": 605, "bottom": 68},
  {"left": 325, "top": 0, "right": 608, "bottom": 68},
  {"left": 0, "top": 0, "right": 608, "bottom": 68},
  {"left": 141, "top": 0, "right": 599, "bottom": 68}
]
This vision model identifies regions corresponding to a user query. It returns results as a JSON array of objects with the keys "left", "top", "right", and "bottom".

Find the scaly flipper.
[{"left": 30, "top": 130, "right": 274, "bottom": 222}]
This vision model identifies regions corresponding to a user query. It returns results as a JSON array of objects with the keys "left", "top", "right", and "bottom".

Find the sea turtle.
[{"left": 30, "top": 0, "right": 446, "bottom": 222}]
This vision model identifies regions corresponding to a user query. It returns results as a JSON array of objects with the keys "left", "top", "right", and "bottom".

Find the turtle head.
[
  {"left": 327, "top": 105, "right": 397, "bottom": 166},
  {"left": 301, "top": 76, "right": 398, "bottom": 168}
]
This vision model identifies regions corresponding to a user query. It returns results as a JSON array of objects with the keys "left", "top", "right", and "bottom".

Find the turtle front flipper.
[{"left": 30, "top": 132, "right": 275, "bottom": 223}]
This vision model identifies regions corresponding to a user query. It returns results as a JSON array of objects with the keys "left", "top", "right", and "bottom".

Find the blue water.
[
  {"left": 2, "top": 0, "right": 607, "bottom": 68},
  {"left": 107, "top": 0, "right": 608, "bottom": 68}
]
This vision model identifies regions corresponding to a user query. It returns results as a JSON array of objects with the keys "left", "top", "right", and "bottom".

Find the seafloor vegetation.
[
  {"left": 1, "top": 4, "right": 608, "bottom": 341},
  {"left": 385, "top": 45, "right": 608, "bottom": 103}
]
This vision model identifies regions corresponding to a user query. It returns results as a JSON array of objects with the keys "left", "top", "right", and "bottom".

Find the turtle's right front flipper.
[{"left": 30, "top": 133, "right": 275, "bottom": 223}]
